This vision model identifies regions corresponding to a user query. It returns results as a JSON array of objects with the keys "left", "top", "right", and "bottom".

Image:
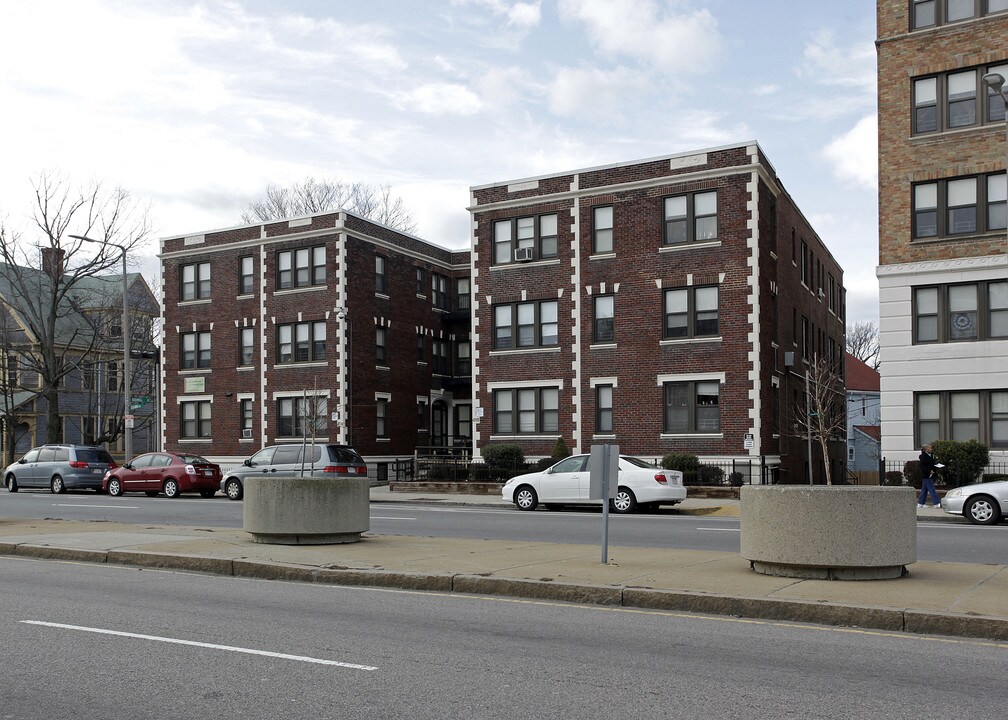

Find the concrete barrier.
[
  {"left": 740, "top": 485, "right": 917, "bottom": 580},
  {"left": 243, "top": 475, "right": 370, "bottom": 545}
]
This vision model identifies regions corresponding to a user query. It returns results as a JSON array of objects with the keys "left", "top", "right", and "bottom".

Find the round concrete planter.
[
  {"left": 740, "top": 485, "right": 917, "bottom": 580},
  {"left": 243, "top": 475, "right": 370, "bottom": 545}
]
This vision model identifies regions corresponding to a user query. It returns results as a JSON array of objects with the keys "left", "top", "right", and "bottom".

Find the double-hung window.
[
  {"left": 912, "top": 174, "right": 1006, "bottom": 239},
  {"left": 913, "top": 281, "right": 1008, "bottom": 343},
  {"left": 181, "top": 262, "right": 210, "bottom": 301},
  {"left": 376, "top": 327, "right": 387, "bottom": 365},
  {"left": 663, "top": 286, "right": 719, "bottom": 339},
  {"left": 239, "top": 256, "right": 254, "bottom": 295},
  {"left": 912, "top": 64, "right": 1008, "bottom": 134},
  {"left": 912, "top": 0, "right": 1008, "bottom": 29},
  {"left": 492, "top": 214, "right": 558, "bottom": 265},
  {"left": 663, "top": 380, "right": 721, "bottom": 434},
  {"left": 277, "top": 246, "right": 324, "bottom": 290},
  {"left": 181, "top": 400, "right": 211, "bottom": 439},
  {"left": 277, "top": 395, "right": 326, "bottom": 437},
  {"left": 596, "top": 384, "right": 613, "bottom": 434},
  {"left": 432, "top": 273, "right": 448, "bottom": 310},
  {"left": 593, "top": 296, "right": 614, "bottom": 343},
  {"left": 239, "top": 399, "right": 253, "bottom": 436},
  {"left": 664, "top": 191, "right": 717, "bottom": 245},
  {"left": 416, "top": 268, "right": 425, "bottom": 295},
  {"left": 432, "top": 339, "right": 449, "bottom": 375},
  {"left": 376, "top": 255, "right": 387, "bottom": 294},
  {"left": 593, "top": 206, "right": 613, "bottom": 254},
  {"left": 492, "top": 387, "right": 559, "bottom": 434},
  {"left": 376, "top": 397, "right": 389, "bottom": 437},
  {"left": 492, "top": 300, "right": 559, "bottom": 350},
  {"left": 277, "top": 321, "right": 326, "bottom": 363},
  {"left": 181, "top": 332, "right": 211, "bottom": 369},
  {"left": 239, "top": 328, "right": 255, "bottom": 366}
]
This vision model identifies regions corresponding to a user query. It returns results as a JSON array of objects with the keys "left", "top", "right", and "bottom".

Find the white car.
[
  {"left": 941, "top": 479, "right": 1008, "bottom": 525},
  {"left": 502, "top": 454, "right": 686, "bottom": 513}
]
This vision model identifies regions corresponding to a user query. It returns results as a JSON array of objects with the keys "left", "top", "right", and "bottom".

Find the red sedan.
[{"left": 103, "top": 452, "right": 222, "bottom": 498}]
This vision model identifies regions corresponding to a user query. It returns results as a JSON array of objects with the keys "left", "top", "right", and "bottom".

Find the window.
[
  {"left": 912, "top": 0, "right": 1008, "bottom": 28},
  {"left": 596, "top": 384, "right": 613, "bottom": 434},
  {"left": 593, "top": 206, "right": 613, "bottom": 254},
  {"left": 457, "top": 340, "right": 471, "bottom": 376},
  {"left": 277, "top": 321, "right": 326, "bottom": 363},
  {"left": 239, "top": 328, "right": 255, "bottom": 366},
  {"left": 800, "top": 240, "right": 809, "bottom": 284},
  {"left": 181, "top": 332, "right": 211, "bottom": 370},
  {"left": 432, "top": 339, "right": 449, "bottom": 375},
  {"left": 492, "top": 387, "right": 559, "bottom": 434},
  {"left": 802, "top": 316, "right": 810, "bottom": 359},
  {"left": 240, "top": 399, "right": 253, "bottom": 436},
  {"left": 913, "top": 0, "right": 936, "bottom": 27},
  {"left": 417, "top": 398, "right": 428, "bottom": 430},
  {"left": 828, "top": 274, "right": 836, "bottom": 312},
  {"left": 664, "top": 286, "right": 719, "bottom": 339},
  {"left": 664, "top": 191, "right": 717, "bottom": 245},
  {"left": 916, "top": 389, "right": 1008, "bottom": 447},
  {"left": 432, "top": 273, "right": 448, "bottom": 310},
  {"left": 276, "top": 246, "right": 325, "bottom": 290},
  {"left": 181, "top": 400, "right": 211, "bottom": 439},
  {"left": 663, "top": 380, "right": 721, "bottom": 434},
  {"left": 593, "top": 296, "right": 614, "bottom": 343},
  {"left": 375, "top": 255, "right": 387, "bottom": 294},
  {"left": 492, "top": 214, "right": 558, "bottom": 265},
  {"left": 376, "top": 327, "right": 387, "bottom": 365},
  {"left": 417, "top": 333, "right": 426, "bottom": 363},
  {"left": 913, "top": 281, "right": 1008, "bottom": 342},
  {"left": 416, "top": 267, "right": 425, "bottom": 295},
  {"left": 492, "top": 300, "right": 558, "bottom": 350},
  {"left": 181, "top": 262, "right": 210, "bottom": 301},
  {"left": 239, "top": 256, "right": 254, "bottom": 295},
  {"left": 912, "top": 174, "right": 1006, "bottom": 239},
  {"left": 277, "top": 395, "right": 327, "bottom": 437},
  {"left": 105, "top": 360, "right": 119, "bottom": 392},
  {"left": 456, "top": 278, "right": 471, "bottom": 311},
  {"left": 455, "top": 405, "right": 472, "bottom": 440},
  {"left": 912, "top": 64, "right": 1008, "bottom": 134},
  {"left": 377, "top": 398, "right": 389, "bottom": 437}
]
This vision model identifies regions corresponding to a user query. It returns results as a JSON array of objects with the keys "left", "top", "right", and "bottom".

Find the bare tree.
[
  {"left": 240, "top": 178, "right": 417, "bottom": 233},
  {"left": 792, "top": 355, "right": 847, "bottom": 485},
  {"left": 0, "top": 304, "right": 32, "bottom": 465},
  {"left": 0, "top": 173, "right": 151, "bottom": 445},
  {"left": 846, "top": 320, "right": 880, "bottom": 370}
]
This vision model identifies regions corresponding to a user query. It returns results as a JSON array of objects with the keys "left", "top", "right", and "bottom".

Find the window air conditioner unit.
[
  {"left": 514, "top": 247, "right": 534, "bottom": 262},
  {"left": 241, "top": 429, "right": 252, "bottom": 439}
]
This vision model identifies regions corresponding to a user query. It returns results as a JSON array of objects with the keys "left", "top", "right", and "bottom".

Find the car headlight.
[{"left": 946, "top": 487, "right": 963, "bottom": 498}]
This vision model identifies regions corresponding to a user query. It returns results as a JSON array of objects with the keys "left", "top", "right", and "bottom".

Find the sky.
[{"left": 0, "top": 0, "right": 879, "bottom": 323}]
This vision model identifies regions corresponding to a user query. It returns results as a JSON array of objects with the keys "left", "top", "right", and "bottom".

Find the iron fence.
[{"left": 879, "top": 458, "right": 1008, "bottom": 488}]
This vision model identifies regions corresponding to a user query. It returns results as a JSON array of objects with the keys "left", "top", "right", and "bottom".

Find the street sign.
[
  {"left": 744, "top": 433, "right": 754, "bottom": 450},
  {"left": 589, "top": 444, "right": 619, "bottom": 565},
  {"left": 125, "top": 415, "right": 135, "bottom": 429}
]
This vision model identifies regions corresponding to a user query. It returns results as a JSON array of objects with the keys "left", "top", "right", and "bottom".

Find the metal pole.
[
  {"left": 122, "top": 249, "right": 131, "bottom": 463},
  {"left": 806, "top": 368, "right": 813, "bottom": 485}
]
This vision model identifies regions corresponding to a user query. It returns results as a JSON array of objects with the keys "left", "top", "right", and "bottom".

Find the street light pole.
[
  {"left": 982, "top": 72, "right": 1008, "bottom": 276},
  {"left": 72, "top": 235, "right": 131, "bottom": 463}
]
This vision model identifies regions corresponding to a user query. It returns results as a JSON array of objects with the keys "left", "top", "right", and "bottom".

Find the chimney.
[{"left": 41, "top": 247, "right": 66, "bottom": 278}]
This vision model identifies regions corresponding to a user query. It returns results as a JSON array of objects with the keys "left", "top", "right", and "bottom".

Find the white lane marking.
[
  {"left": 697, "top": 527, "right": 740, "bottom": 532},
  {"left": 370, "top": 516, "right": 416, "bottom": 520},
  {"left": 54, "top": 504, "right": 139, "bottom": 509},
  {"left": 20, "top": 621, "right": 377, "bottom": 671}
]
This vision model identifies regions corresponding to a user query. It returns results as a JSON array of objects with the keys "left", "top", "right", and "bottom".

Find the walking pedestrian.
[{"left": 918, "top": 443, "right": 941, "bottom": 509}]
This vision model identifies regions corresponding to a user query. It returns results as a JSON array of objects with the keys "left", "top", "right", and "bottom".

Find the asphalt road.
[
  {"left": 1, "top": 557, "right": 1005, "bottom": 720},
  {"left": 2, "top": 489, "right": 1006, "bottom": 564}
]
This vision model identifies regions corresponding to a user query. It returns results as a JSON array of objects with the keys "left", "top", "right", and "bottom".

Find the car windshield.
[
  {"left": 328, "top": 447, "right": 364, "bottom": 464},
  {"left": 178, "top": 455, "right": 210, "bottom": 464},
  {"left": 76, "top": 448, "right": 114, "bottom": 464},
  {"left": 620, "top": 456, "right": 659, "bottom": 469}
]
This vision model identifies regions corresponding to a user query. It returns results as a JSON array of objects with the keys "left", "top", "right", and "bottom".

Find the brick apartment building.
[
  {"left": 468, "top": 143, "right": 846, "bottom": 484},
  {"left": 877, "top": 0, "right": 1008, "bottom": 464},
  {"left": 159, "top": 212, "right": 472, "bottom": 477}
]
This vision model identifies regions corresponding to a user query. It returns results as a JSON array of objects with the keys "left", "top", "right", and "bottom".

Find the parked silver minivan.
[
  {"left": 220, "top": 443, "right": 367, "bottom": 500},
  {"left": 4, "top": 444, "right": 117, "bottom": 493}
]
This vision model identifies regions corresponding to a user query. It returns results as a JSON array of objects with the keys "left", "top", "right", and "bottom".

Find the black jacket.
[{"left": 919, "top": 450, "right": 937, "bottom": 479}]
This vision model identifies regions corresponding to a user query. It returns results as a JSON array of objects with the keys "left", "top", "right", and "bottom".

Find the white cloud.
[
  {"left": 753, "top": 84, "right": 780, "bottom": 97},
  {"left": 450, "top": 0, "right": 542, "bottom": 29},
  {"left": 800, "top": 30, "right": 875, "bottom": 94},
  {"left": 399, "top": 83, "right": 483, "bottom": 115},
  {"left": 548, "top": 66, "right": 646, "bottom": 119},
  {"left": 558, "top": 0, "right": 720, "bottom": 72},
  {"left": 823, "top": 114, "right": 878, "bottom": 190}
]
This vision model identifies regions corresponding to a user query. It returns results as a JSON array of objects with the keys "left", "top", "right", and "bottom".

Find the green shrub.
[
  {"left": 479, "top": 444, "right": 526, "bottom": 480},
  {"left": 550, "top": 437, "right": 571, "bottom": 461},
  {"left": 932, "top": 439, "right": 990, "bottom": 487},
  {"left": 728, "top": 471, "right": 745, "bottom": 487},
  {"left": 884, "top": 471, "right": 904, "bottom": 486},
  {"left": 536, "top": 457, "right": 554, "bottom": 471},
  {"left": 700, "top": 465, "right": 725, "bottom": 485},
  {"left": 903, "top": 460, "right": 920, "bottom": 485},
  {"left": 982, "top": 473, "right": 1008, "bottom": 483},
  {"left": 661, "top": 452, "right": 700, "bottom": 473}
]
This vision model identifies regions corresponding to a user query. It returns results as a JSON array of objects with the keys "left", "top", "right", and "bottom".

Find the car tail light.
[
  {"left": 107, "top": 460, "right": 118, "bottom": 469},
  {"left": 356, "top": 466, "right": 366, "bottom": 475},
  {"left": 323, "top": 466, "right": 348, "bottom": 473},
  {"left": 69, "top": 461, "right": 88, "bottom": 469},
  {"left": 184, "top": 464, "right": 196, "bottom": 475},
  {"left": 654, "top": 473, "right": 668, "bottom": 484}
]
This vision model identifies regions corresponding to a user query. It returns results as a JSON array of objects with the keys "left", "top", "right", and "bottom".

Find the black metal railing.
[{"left": 878, "top": 458, "right": 1008, "bottom": 488}]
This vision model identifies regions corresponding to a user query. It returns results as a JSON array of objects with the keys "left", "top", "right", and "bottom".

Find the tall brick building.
[
  {"left": 159, "top": 212, "right": 471, "bottom": 478},
  {"left": 876, "top": 1, "right": 1008, "bottom": 463},
  {"left": 468, "top": 143, "right": 846, "bottom": 483}
]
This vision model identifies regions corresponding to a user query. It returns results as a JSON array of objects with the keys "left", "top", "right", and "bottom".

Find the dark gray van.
[
  {"left": 220, "top": 443, "right": 367, "bottom": 500},
  {"left": 4, "top": 444, "right": 117, "bottom": 493}
]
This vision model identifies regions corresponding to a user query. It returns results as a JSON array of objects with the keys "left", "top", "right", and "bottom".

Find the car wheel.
[
  {"left": 145, "top": 491, "right": 159, "bottom": 497},
  {"left": 964, "top": 495, "right": 1002, "bottom": 525},
  {"left": 612, "top": 487, "right": 638, "bottom": 514},
  {"left": 514, "top": 485, "right": 538, "bottom": 511},
  {"left": 107, "top": 478, "right": 123, "bottom": 497},
  {"left": 50, "top": 475, "right": 66, "bottom": 494},
  {"left": 199, "top": 490, "right": 216, "bottom": 498},
  {"left": 224, "top": 478, "right": 243, "bottom": 501},
  {"left": 5, "top": 474, "right": 18, "bottom": 493},
  {"left": 163, "top": 478, "right": 180, "bottom": 498}
]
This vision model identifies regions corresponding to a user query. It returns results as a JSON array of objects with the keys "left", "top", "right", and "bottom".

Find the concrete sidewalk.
[{"left": 0, "top": 488, "right": 1003, "bottom": 642}]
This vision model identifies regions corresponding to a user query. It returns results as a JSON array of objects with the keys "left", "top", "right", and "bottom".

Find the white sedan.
[
  {"left": 502, "top": 455, "right": 686, "bottom": 513},
  {"left": 941, "top": 479, "right": 1008, "bottom": 525}
]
